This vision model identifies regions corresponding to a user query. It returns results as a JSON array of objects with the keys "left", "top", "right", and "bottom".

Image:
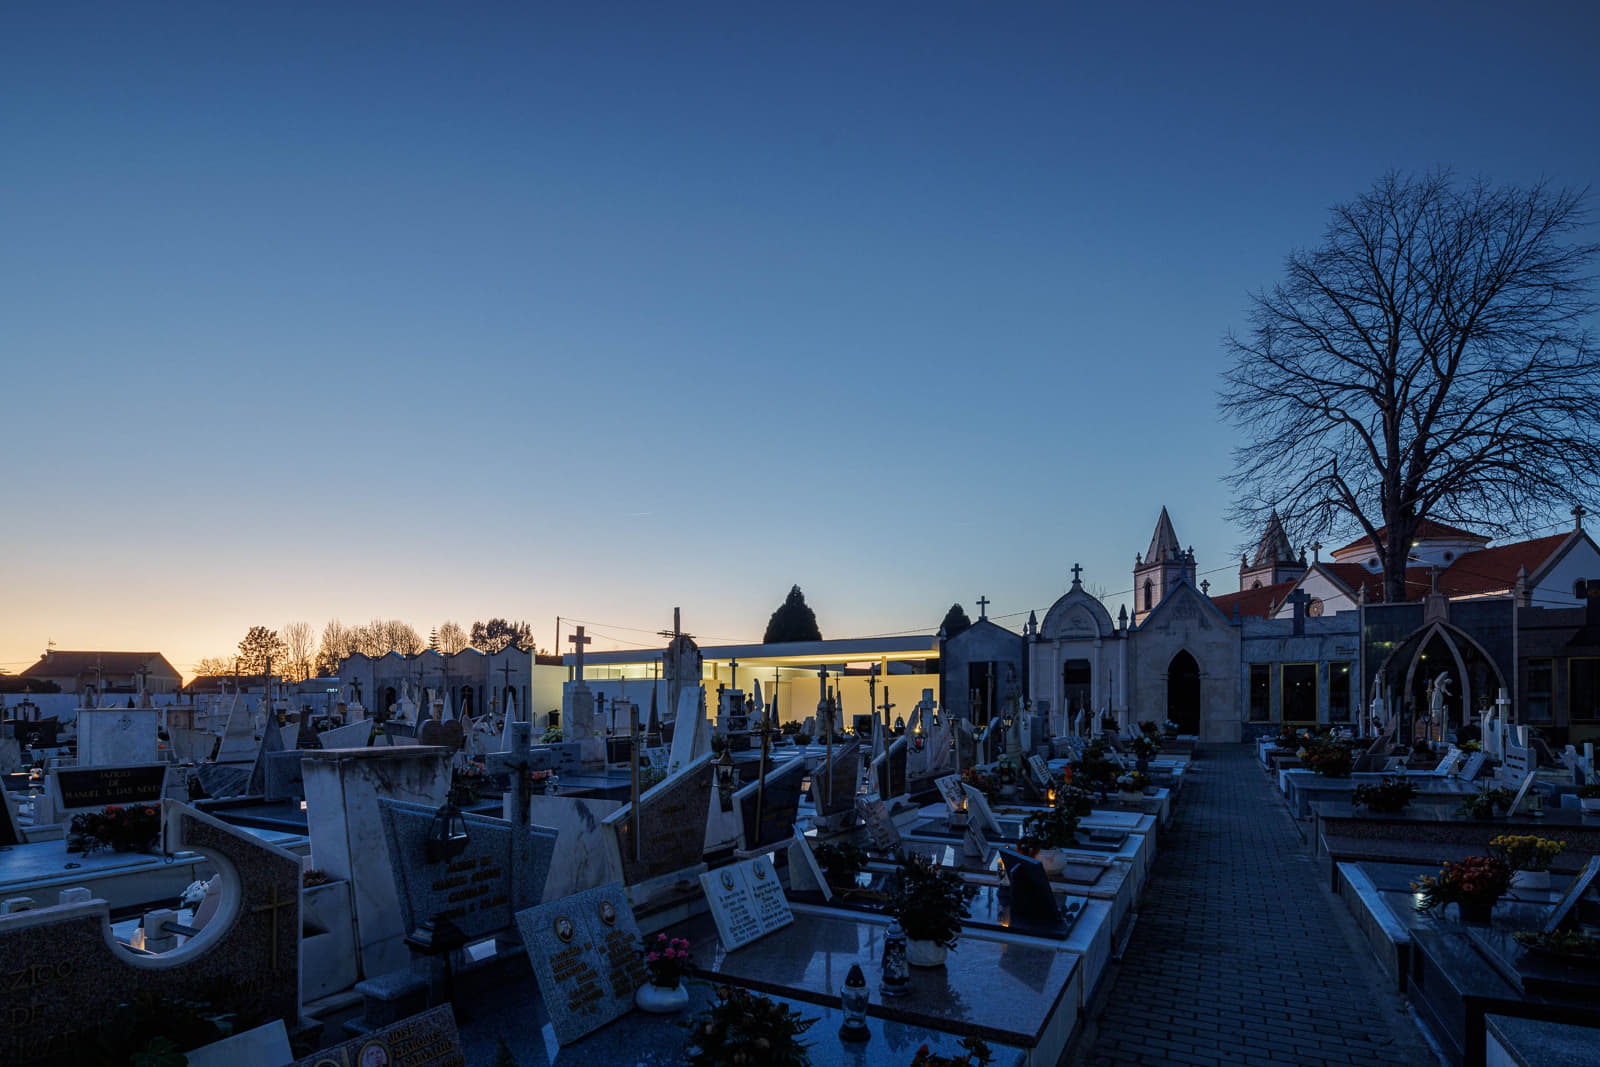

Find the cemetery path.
[{"left": 1076, "top": 744, "right": 1439, "bottom": 1067}]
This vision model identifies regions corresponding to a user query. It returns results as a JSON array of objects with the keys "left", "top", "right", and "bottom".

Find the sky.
[{"left": 3, "top": 2, "right": 1598, "bottom": 678}]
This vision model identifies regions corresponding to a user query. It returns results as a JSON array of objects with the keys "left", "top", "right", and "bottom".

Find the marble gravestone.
[
  {"left": 667, "top": 687, "right": 710, "bottom": 771},
  {"left": 733, "top": 754, "right": 806, "bottom": 851},
  {"left": 962, "top": 783, "right": 1003, "bottom": 835},
  {"left": 0, "top": 803, "right": 302, "bottom": 1067},
  {"left": 602, "top": 753, "right": 714, "bottom": 885},
  {"left": 528, "top": 793, "right": 626, "bottom": 902},
  {"left": 246, "top": 715, "right": 286, "bottom": 797},
  {"left": 516, "top": 881, "right": 650, "bottom": 1047},
  {"left": 301, "top": 746, "right": 451, "bottom": 979},
  {"left": 934, "top": 774, "right": 968, "bottom": 817},
  {"left": 290, "top": 1005, "right": 464, "bottom": 1067},
  {"left": 855, "top": 797, "right": 901, "bottom": 851},
  {"left": 216, "top": 698, "right": 258, "bottom": 763},
  {"left": 378, "top": 799, "right": 557, "bottom": 942},
  {"left": 74, "top": 708, "right": 159, "bottom": 766},
  {"left": 786, "top": 827, "right": 832, "bottom": 901},
  {"left": 699, "top": 853, "right": 794, "bottom": 951},
  {"left": 1, "top": 786, "right": 23, "bottom": 846}
]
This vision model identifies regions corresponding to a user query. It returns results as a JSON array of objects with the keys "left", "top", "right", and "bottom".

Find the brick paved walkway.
[{"left": 1077, "top": 745, "right": 1437, "bottom": 1067}]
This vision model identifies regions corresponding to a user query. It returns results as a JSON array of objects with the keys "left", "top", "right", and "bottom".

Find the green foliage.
[
  {"left": 911, "top": 1034, "right": 996, "bottom": 1067},
  {"left": 1459, "top": 786, "right": 1517, "bottom": 819},
  {"left": 542, "top": 726, "right": 564, "bottom": 744},
  {"left": 237, "top": 625, "right": 287, "bottom": 676},
  {"left": 889, "top": 851, "right": 974, "bottom": 949},
  {"left": 472, "top": 618, "right": 535, "bottom": 654},
  {"left": 684, "top": 985, "right": 815, "bottom": 1067},
  {"left": 763, "top": 585, "right": 822, "bottom": 644},
  {"left": 939, "top": 603, "right": 972, "bottom": 641},
  {"left": 1019, "top": 805, "right": 1080, "bottom": 852},
  {"left": 812, "top": 841, "right": 868, "bottom": 881},
  {"left": 1128, "top": 734, "right": 1162, "bottom": 761}
]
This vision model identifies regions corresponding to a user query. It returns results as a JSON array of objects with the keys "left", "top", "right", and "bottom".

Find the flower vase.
[
  {"left": 1512, "top": 869, "right": 1550, "bottom": 892},
  {"left": 635, "top": 981, "right": 689, "bottom": 1013},
  {"left": 907, "top": 939, "right": 948, "bottom": 967},
  {"left": 999, "top": 785, "right": 1018, "bottom": 801},
  {"left": 1036, "top": 849, "right": 1066, "bottom": 876},
  {"left": 1456, "top": 900, "right": 1495, "bottom": 925}
]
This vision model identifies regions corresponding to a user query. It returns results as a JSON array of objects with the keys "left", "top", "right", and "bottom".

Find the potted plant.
[
  {"left": 960, "top": 766, "right": 999, "bottom": 799},
  {"left": 1578, "top": 783, "right": 1600, "bottom": 814},
  {"left": 1115, "top": 771, "right": 1152, "bottom": 799},
  {"left": 450, "top": 761, "right": 489, "bottom": 805},
  {"left": 1073, "top": 742, "right": 1120, "bottom": 796},
  {"left": 1302, "top": 738, "right": 1353, "bottom": 778},
  {"left": 1162, "top": 718, "right": 1180, "bottom": 739},
  {"left": 71, "top": 804, "right": 163, "bottom": 854},
  {"left": 636, "top": 932, "right": 693, "bottom": 1013},
  {"left": 685, "top": 985, "right": 814, "bottom": 1067},
  {"left": 812, "top": 841, "right": 869, "bottom": 887},
  {"left": 1490, "top": 834, "right": 1565, "bottom": 891},
  {"left": 1459, "top": 786, "right": 1516, "bottom": 820},
  {"left": 996, "top": 758, "right": 1020, "bottom": 799},
  {"left": 889, "top": 852, "right": 973, "bottom": 967},
  {"left": 525, "top": 768, "right": 555, "bottom": 795},
  {"left": 1411, "top": 855, "right": 1514, "bottom": 924},
  {"left": 1351, "top": 776, "right": 1418, "bottom": 814},
  {"left": 1018, "top": 805, "right": 1081, "bottom": 875},
  {"left": 794, "top": 731, "right": 813, "bottom": 747},
  {"left": 1127, "top": 733, "right": 1161, "bottom": 772}
]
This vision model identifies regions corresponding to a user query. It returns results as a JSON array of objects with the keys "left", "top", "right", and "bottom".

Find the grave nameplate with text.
[
  {"left": 291, "top": 1005, "right": 464, "bottom": 1067},
  {"left": 515, "top": 881, "right": 648, "bottom": 1046},
  {"left": 50, "top": 763, "right": 167, "bottom": 814},
  {"left": 699, "top": 854, "right": 792, "bottom": 951}
]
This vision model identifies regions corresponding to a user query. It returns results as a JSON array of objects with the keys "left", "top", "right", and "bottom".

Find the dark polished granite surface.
[
  {"left": 1486, "top": 1013, "right": 1600, "bottom": 1067},
  {"left": 664, "top": 909, "right": 1080, "bottom": 1048}
]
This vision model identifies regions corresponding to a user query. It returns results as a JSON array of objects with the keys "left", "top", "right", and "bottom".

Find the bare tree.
[
  {"left": 315, "top": 619, "right": 352, "bottom": 676},
  {"left": 237, "top": 626, "right": 287, "bottom": 677},
  {"left": 1222, "top": 172, "right": 1600, "bottom": 603},
  {"left": 281, "top": 621, "right": 316, "bottom": 681},
  {"left": 383, "top": 620, "right": 425, "bottom": 656},
  {"left": 436, "top": 621, "right": 470, "bottom": 654},
  {"left": 192, "top": 656, "right": 236, "bottom": 678}
]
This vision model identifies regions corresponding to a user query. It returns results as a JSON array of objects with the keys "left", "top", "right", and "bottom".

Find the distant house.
[{"left": 19, "top": 650, "right": 182, "bottom": 700}]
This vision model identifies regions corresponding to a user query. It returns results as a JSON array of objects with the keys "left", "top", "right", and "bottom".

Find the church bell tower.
[{"left": 1133, "top": 507, "right": 1196, "bottom": 626}]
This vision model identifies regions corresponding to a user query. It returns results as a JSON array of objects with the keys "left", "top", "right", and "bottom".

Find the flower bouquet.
[
  {"left": 910, "top": 1035, "right": 995, "bottom": 1067},
  {"left": 72, "top": 804, "right": 162, "bottom": 853},
  {"left": 1491, "top": 834, "right": 1564, "bottom": 889},
  {"left": 642, "top": 932, "right": 692, "bottom": 988},
  {"left": 1459, "top": 786, "right": 1517, "bottom": 820},
  {"left": 450, "top": 762, "right": 489, "bottom": 805},
  {"left": 1412, "top": 855, "right": 1513, "bottom": 923},
  {"left": 1115, "top": 771, "right": 1152, "bottom": 795},
  {"left": 960, "top": 767, "right": 1000, "bottom": 799},
  {"left": 1351, "top": 776, "right": 1417, "bottom": 814},
  {"left": 684, "top": 985, "right": 814, "bottom": 1067},
  {"left": 812, "top": 841, "right": 869, "bottom": 886},
  {"left": 1302, "top": 738, "right": 1353, "bottom": 778},
  {"left": 1128, "top": 734, "right": 1162, "bottom": 762},
  {"left": 524, "top": 768, "right": 555, "bottom": 795}
]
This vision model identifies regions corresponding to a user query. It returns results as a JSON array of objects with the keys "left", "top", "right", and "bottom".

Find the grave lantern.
[
  {"left": 425, "top": 799, "right": 470, "bottom": 863},
  {"left": 838, "top": 962, "right": 870, "bottom": 1041},
  {"left": 715, "top": 748, "right": 737, "bottom": 808}
]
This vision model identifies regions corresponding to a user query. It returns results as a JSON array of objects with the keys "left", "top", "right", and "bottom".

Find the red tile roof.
[
  {"left": 1437, "top": 533, "right": 1569, "bottom": 597},
  {"left": 1333, "top": 519, "right": 1490, "bottom": 557},
  {"left": 1210, "top": 579, "right": 1298, "bottom": 619},
  {"left": 20, "top": 651, "right": 179, "bottom": 679}
]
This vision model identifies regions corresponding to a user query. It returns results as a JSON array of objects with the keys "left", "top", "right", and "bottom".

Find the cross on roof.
[
  {"left": 976, "top": 595, "right": 990, "bottom": 619},
  {"left": 568, "top": 626, "right": 591, "bottom": 679},
  {"left": 1070, "top": 564, "right": 1083, "bottom": 586}
]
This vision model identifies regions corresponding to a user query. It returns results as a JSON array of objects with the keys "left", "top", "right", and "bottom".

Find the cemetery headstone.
[
  {"left": 871, "top": 735, "right": 908, "bottom": 800},
  {"left": 290, "top": 1004, "right": 465, "bottom": 1067},
  {"left": 1543, "top": 855, "right": 1600, "bottom": 933},
  {"left": 787, "top": 827, "right": 832, "bottom": 901},
  {"left": 0, "top": 788, "right": 22, "bottom": 845},
  {"left": 75, "top": 708, "right": 159, "bottom": 766},
  {"left": 1506, "top": 772, "right": 1538, "bottom": 817},
  {"left": 734, "top": 754, "right": 806, "bottom": 851},
  {"left": 1460, "top": 752, "right": 1487, "bottom": 781},
  {"left": 246, "top": 715, "right": 285, "bottom": 796},
  {"left": 855, "top": 796, "right": 901, "bottom": 851},
  {"left": 602, "top": 753, "right": 714, "bottom": 885},
  {"left": 378, "top": 799, "right": 556, "bottom": 942},
  {"left": 811, "top": 741, "right": 861, "bottom": 817},
  {"left": 962, "top": 783, "right": 1003, "bottom": 835},
  {"left": 699, "top": 854, "right": 793, "bottom": 951},
  {"left": 996, "top": 848, "right": 1064, "bottom": 927},
  {"left": 934, "top": 773, "right": 967, "bottom": 815},
  {"left": 515, "top": 881, "right": 649, "bottom": 1047},
  {"left": 50, "top": 762, "right": 168, "bottom": 817}
]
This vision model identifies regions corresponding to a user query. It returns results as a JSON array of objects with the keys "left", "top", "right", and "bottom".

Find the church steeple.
[
  {"left": 1239, "top": 509, "right": 1307, "bottom": 591},
  {"left": 1133, "top": 506, "right": 1197, "bottom": 626}
]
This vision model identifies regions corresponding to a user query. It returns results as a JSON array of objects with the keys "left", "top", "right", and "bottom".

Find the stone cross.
[
  {"left": 1070, "top": 563, "right": 1082, "bottom": 585},
  {"left": 976, "top": 595, "right": 990, "bottom": 620},
  {"left": 568, "top": 627, "right": 591, "bottom": 681},
  {"left": 879, "top": 690, "right": 895, "bottom": 736},
  {"left": 486, "top": 720, "right": 559, "bottom": 828}
]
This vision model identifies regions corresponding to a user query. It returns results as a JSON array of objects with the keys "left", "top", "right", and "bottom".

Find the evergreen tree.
[
  {"left": 763, "top": 585, "right": 822, "bottom": 644},
  {"left": 939, "top": 603, "right": 973, "bottom": 641}
]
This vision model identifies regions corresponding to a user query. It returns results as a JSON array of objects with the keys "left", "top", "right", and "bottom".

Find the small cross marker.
[{"left": 976, "top": 596, "right": 990, "bottom": 620}]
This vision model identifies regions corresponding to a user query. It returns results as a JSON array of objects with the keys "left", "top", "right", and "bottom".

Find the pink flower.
[{"left": 647, "top": 952, "right": 660, "bottom": 962}]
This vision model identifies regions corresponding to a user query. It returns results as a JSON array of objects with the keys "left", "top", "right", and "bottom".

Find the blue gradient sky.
[{"left": 3, "top": 2, "right": 1597, "bottom": 675}]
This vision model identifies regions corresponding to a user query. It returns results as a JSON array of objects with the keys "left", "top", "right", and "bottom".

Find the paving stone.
[{"left": 1075, "top": 745, "right": 1438, "bottom": 1067}]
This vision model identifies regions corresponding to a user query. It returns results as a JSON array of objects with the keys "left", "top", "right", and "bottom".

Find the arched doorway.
[
  {"left": 460, "top": 685, "right": 474, "bottom": 718},
  {"left": 1167, "top": 651, "right": 1201, "bottom": 734},
  {"left": 1062, "top": 659, "right": 1092, "bottom": 716}
]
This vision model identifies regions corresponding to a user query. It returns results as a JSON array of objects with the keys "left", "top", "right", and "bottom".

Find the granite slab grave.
[
  {"left": 0, "top": 803, "right": 301, "bottom": 1067},
  {"left": 516, "top": 881, "right": 651, "bottom": 1047},
  {"left": 733, "top": 754, "right": 806, "bottom": 851},
  {"left": 870, "top": 734, "right": 908, "bottom": 800},
  {"left": 602, "top": 753, "right": 714, "bottom": 885},
  {"left": 291, "top": 1004, "right": 464, "bottom": 1066},
  {"left": 810, "top": 741, "right": 861, "bottom": 817},
  {"left": 672, "top": 907, "right": 1085, "bottom": 1062},
  {"left": 378, "top": 798, "right": 556, "bottom": 941},
  {"left": 246, "top": 715, "right": 286, "bottom": 796},
  {"left": 855, "top": 796, "right": 901, "bottom": 851}
]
